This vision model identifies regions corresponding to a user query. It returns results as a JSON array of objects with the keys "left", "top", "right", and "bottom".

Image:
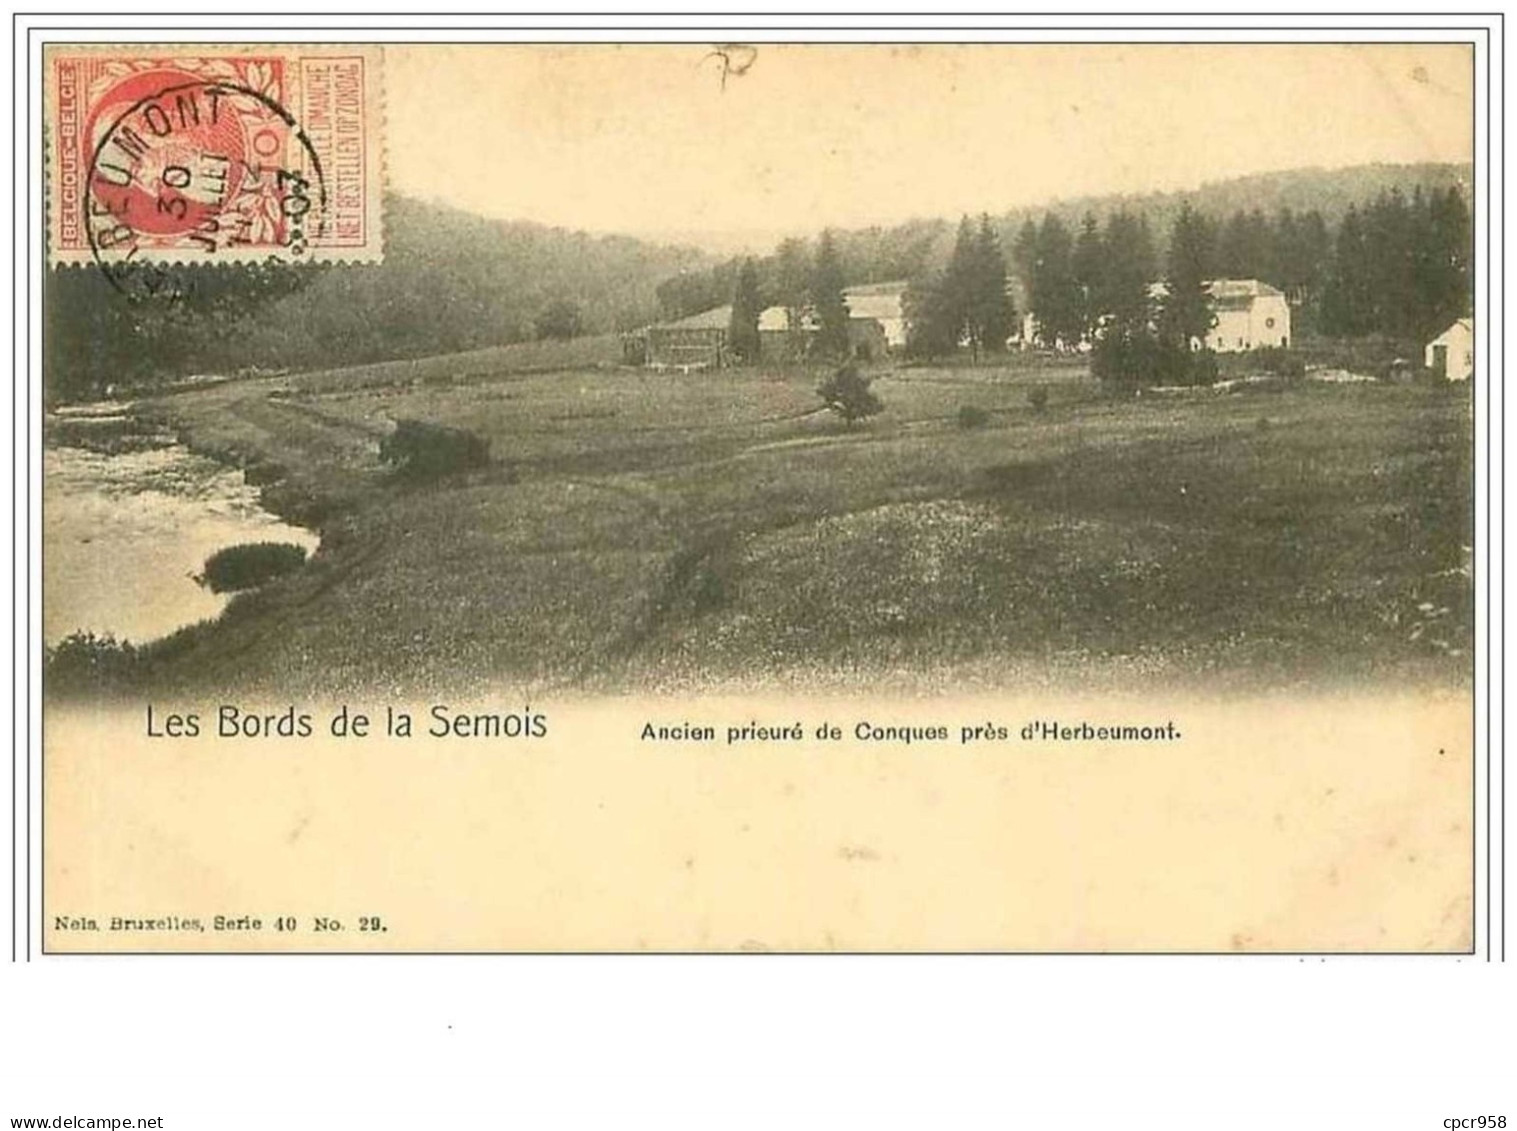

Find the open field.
[
  {"left": 282, "top": 332, "right": 625, "bottom": 394},
  {"left": 71, "top": 352, "right": 1473, "bottom": 698}
]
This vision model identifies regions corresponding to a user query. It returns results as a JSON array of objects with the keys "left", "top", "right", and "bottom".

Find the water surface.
[{"left": 44, "top": 434, "right": 320, "bottom": 648}]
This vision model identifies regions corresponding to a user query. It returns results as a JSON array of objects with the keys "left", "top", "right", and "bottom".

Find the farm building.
[
  {"left": 756, "top": 304, "right": 891, "bottom": 361},
  {"left": 631, "top": 282, "right": 908, "bottom": 370},
  {"left": 758, "top": 305, "right": 803, "bottom": 360},
  {"left": 642, "top": 305, "right": 731, "bottom": 370},
  {"left": 1144, "top": 278, "right": 1291, "bottom": 352},
  {"left": 1425, "top": 318, "right": 1474, "bottom": 381},
  {"left": 1202, "top": 279, "right": 1290, "bottom": 352},
  {"left": 842, "top": 281, "right": 909, "bottom": 350},
  {"left": 847, "top": 315, "right": 889, "bottom": 360}
]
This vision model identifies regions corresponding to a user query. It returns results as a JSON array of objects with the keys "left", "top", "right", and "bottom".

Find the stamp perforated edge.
[{"left": 44, "top": 43, "right": 385, "bottom": 268}]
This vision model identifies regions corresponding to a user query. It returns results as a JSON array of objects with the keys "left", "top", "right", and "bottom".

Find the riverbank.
[
  {"left": 40, "top": 349, "right": 1475, "bottom": 702},
  {"left": 43, "top": 398, "right": 322, "bottom": 695}
]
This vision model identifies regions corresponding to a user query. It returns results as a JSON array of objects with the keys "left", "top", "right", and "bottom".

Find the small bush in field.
[
  {"left": 200, "top": 542, "right": 308, "bottom": 593},
  {"left": 380, "top": 418, "right": 490, "bottom": 481},
  {"left": 817, "top": 363, "right": 883, "bottom": 427},
  {"left": 957, "top": 404, "right": 991, "bottom": 429},
  {"left": 1185, "top": 348, "right": 1221, "bottom": 387},
  {"left": 1027, "top": 385, "right": 1050, "bottom": 413}
]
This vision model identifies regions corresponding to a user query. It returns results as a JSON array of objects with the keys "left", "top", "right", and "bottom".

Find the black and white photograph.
[{"left": 41, "top": 43, "right": 1474, "bottom": 701}]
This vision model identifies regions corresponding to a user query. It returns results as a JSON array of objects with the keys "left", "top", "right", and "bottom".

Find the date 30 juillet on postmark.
[{"left": 47, "top": 45, "right": 383, "bottom": 292}]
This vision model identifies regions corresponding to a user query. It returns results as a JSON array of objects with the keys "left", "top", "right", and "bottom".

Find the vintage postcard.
[{"left": 38, "top": 42, "right": 1478, "bottom": 952}]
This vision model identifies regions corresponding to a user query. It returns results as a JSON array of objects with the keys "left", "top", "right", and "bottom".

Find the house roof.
[
  {"left": 1429, "top": 318, "right": 1474, "bottom": 344},
  {"left": 843, "top": 281, "right": 908, "bottom": 322},
  {"left": 1205, "top": 279, "right": 1284, "bottom": 300},
  {"left": 1149, "top": 278, "right": 1285, "bottom": 301},
  {"left": 844, "top": 280, "right": 909, "bottom": 297},
  {"left": 657, "top": 305, "right": 732, "bottom": 331},
  {"left": 844, "top": 292, "right": 905, "bottom": 323}
]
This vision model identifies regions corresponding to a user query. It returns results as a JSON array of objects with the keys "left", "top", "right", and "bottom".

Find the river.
[{"left": 43, "top": 408, "right": 321, "bottom": 649}]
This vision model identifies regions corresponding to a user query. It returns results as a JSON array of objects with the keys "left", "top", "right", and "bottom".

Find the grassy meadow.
[{"left": 99, "top": 346, "right": 1473, "bottom": 698}]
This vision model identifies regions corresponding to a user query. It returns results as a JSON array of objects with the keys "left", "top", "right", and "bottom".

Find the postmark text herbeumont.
[{"left": 49, "top": 46, "right": 382, "bottom": 267}]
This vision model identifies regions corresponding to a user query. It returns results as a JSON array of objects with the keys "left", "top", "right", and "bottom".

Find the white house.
[
  {"left": 1202, "top": 279, "right": 1290, "bottom": 352},
  {"left": 1143, "top": 277, "right": 1291, "bottom": 353},
  {"left": 1425, "top": 318, "right": 1474, "bottom": 381}
]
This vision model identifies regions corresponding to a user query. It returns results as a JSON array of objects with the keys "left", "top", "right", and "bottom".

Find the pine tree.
[
  {"left": 1267, "top": 207, "right": 1329, "bottom": 333},
  {"left": 811, "top": 229, "right": 851, "bottom": 359},
  {"left": 903, "top": 272, "right": 957, "bottom": 358},
  {"left": 1100, "top": 210, "right": 1155, "bottom": 337},
  {"left": 905, "top": 215, "right": 1012, "bottom": 360},
  {"left": 1072, "top": 212, "right": 1105, "bottom": 343},
  {"left": 772, "top": 237, "right": 812, "bottom": 359},
  {"left": 1090, "top": 211, "right": 1160, "bottom": 389},
  {"left": 1428, "top": 185, "right": 1472, "bottom": 330},
  {"left": 969, "top": 214, "right": 1014, "bottom": 357},
  {"left": 1032, "top": 214, "right": 1083, "bottom": 350},
  {"left": 1293, "top": 210, "right": 1331, "bottom": 334},
  {"left": 728, "top": 257, "right": 763, "bottom": 363},
  {"left": 1323, "top": 204, "right": 1371, "bottom": 336},
  {"left": 1367, "top": 188, "right": 1415, "bottom": 335},
  {"left": 937, "top": 215, "right": 980, "bottom": 355},
  {"left": 1217, "top": 209, "right": 1270, "bottom": 280},
  {"left": 1408, "top": 186, "right": 1440, "bottom": 338},
  {"left": 1012, "top": 218, "right": 1039, "bottom": 290},
  {"left": 1158, "top": 203, "right": 1216, "bottom": 348}
]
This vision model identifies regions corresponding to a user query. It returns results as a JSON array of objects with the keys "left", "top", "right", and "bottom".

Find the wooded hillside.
[{"left": 44, "top": 195, "right": 711, "bottom": 400}]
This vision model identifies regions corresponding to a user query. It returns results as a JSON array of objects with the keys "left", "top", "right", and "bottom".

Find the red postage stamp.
[{"left": 47, "top": 45, "right": 383, "bottom": 267}]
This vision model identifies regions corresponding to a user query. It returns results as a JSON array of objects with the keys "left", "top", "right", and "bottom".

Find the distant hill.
[
  {"left": 760, "top": 162, "right": 1477, "bottom": 293},
  {"left": 236, "top": 196, "right": 716, "bottom": 368},
  {"left": 1000, "top": 161, "right": 1474, "bottom": 248},
  {"left": 45, "top": 194, "right": 713, "bottom": 399}
]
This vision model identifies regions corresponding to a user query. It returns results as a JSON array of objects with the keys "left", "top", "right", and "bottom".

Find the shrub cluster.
[
  {"left": 380, "top": 418, "right": 491, "bottom": 481},
  {"left": 45, "top": 631, "right": 139, "bottom": 694},
  {"left": 200, "top": 542, "right": 308, "bottom": 593},
  {"left": 1288, "top": 334, "right": 1419, "bottom": 377},
  {"left": 1248, "top": 346, "right": 1306, "bottom": 379},
  {"left": 1093, "top": 335, "right": 1219, "bottom": 389}
]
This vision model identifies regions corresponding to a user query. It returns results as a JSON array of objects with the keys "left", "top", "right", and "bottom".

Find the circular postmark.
[{"left": 84, "top": 71, "right": 329, "bottom": 304}]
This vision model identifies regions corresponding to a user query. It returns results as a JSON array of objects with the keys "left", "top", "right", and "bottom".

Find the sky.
[{"left": 385, "top": 43, "right": 1474, "bottom": 249}]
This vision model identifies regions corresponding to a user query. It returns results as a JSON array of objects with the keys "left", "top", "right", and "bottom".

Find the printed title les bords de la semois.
[{"left": 142, "top": 703, "right": 549, "bottom": 740}]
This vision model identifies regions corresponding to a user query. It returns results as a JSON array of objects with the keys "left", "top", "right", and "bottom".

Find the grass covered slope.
[{"left": 118, "top": 354, "right": 1471, "bottom": 698}]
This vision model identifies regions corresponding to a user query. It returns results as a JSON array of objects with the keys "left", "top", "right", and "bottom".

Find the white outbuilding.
[{"left": 1425, "top": 318, "right": 1474, "bottom": 381}]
